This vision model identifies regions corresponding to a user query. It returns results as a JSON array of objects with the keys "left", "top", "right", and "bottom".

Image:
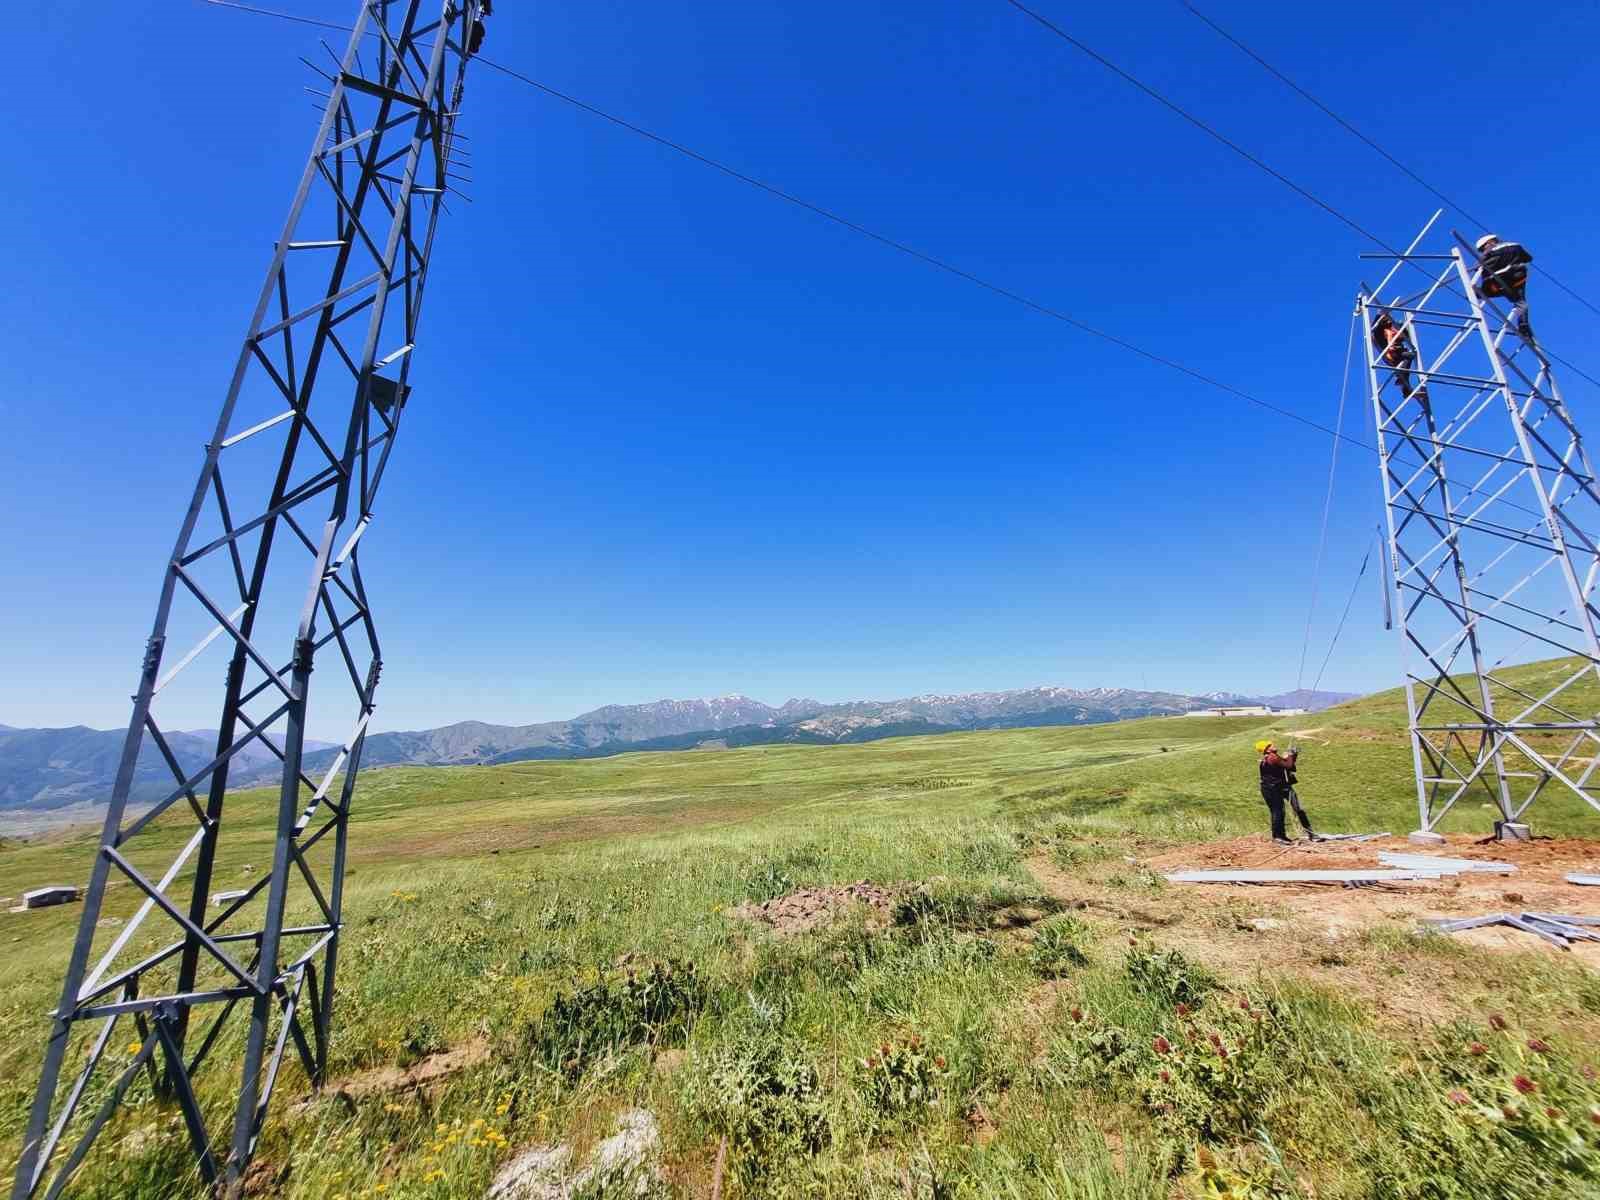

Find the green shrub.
[
  {"left": 892, "top": 880, "right": 1055, "bottom": 932},
  {"left": 742, "top": 844, "right": 824, "bottom": 902},
  {"left": 1361, "top": 1017, "right": 1600, "bottom": 1200},
  {"left": 523, "top": 959, "right": 707, "bottom": 1078},
  {"left": 1140, "top": 995, "right": 1281, "bottom": 1146},
  {"left": 1048, "top": 1006, "right": 1138, "bottom": 1089},
  {"left": 685, "top": 1030, "right": 831, "bottom": 1180},
  {"left": 859, "top": 1034, "right": 947, "bottom": 1125},
  {"left": 1051, "top": 839, "right": 1118, "bottom": 869},
  {"left": 1029, "top": 915, "right": 1093, "bottom": 978},
  {"left": 1126, "top": 939, "right": 1215, "bottom": 1006}
]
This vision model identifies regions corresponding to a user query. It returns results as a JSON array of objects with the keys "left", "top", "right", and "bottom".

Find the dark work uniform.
[
  {"left": 1259, "top": 750, "right": 1312, "bottom": 840},
  {"left": 1478, "top": 240, "right": 1534, "bottom": 338},
  {"left": 1480, "top": 241, "right": 1532, "bottom": 302}
]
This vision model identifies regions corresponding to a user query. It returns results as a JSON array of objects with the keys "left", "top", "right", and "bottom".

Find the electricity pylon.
[
  {"left": 1362, "top": 220, "right": 1600, "bottom": 842},
  {"left": 11, "top": 2, "right": 488, "bottom": 1195}
]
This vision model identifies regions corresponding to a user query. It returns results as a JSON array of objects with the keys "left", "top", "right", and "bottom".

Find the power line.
[
  {"left": 1296, "top": 312, "right": 1357, "bottom": 692},
  {"left": 200, "top": 0, "right": 1369, "bottom": 450},
  {"left": 1180, "top": 0, "right": 1600, "bottom": 322},
  {"left": 1310, "top": 532, "right": 1378, "bottom": 695},
  {"left": 999, "top": 0, "right": 1600, "bottom": 393},
  {"left": 1000, "top": 0, "right": 1393, "bottom": 249}
]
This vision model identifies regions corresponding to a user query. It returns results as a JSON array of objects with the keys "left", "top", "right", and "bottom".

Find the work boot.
[{"left": 1272, "top": 837, "right": 1294, "bottom": 846}]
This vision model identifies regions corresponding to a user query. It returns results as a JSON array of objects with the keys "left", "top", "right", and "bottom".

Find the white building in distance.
[{"left": 1182, "top": 705, "right": 1308, "bottom": 718}]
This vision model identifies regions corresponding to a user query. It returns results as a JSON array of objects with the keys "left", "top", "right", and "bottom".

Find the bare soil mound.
[{"left": 731, "top": 882, "right": 896, "bottom": 935}]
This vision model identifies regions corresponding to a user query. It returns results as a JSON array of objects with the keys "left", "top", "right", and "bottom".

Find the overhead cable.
[
  {"left": 1001, "top": 0, "right": 1600, "bottom": 391},
  {"left": 1296, "top": 312, "right": 1357, "bottom": 692},
  {"left": 1180, "top": 1, "right": 1600, "bottom": 321},
  {"left": 1310, "top": 532, "right": 1378, "bottom": 695},
  {"left": 201, "top": 0, "right": 1369, "bottom": 448}
]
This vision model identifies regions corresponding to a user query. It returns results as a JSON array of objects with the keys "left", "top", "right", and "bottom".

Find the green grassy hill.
[{"left": 3, "top": 660, "right": 1598, "bottom": 1198}]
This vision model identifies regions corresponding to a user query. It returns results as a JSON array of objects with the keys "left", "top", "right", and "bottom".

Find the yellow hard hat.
[{"left": 1253, "top": 740, "right": 1272, "bottom": 753}]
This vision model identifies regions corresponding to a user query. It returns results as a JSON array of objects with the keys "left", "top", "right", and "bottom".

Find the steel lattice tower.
[
  {"left": 12, "top": 2, "right": 488, "bottom": 1195},
  {"left": 1363, "top": 224, "right": 1600, "bottom": 842}
]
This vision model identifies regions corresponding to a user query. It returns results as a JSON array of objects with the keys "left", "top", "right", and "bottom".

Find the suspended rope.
[
  {"left": 1296, "top": 311, "right": 1358, "bottom": 692},
  {"left": 1310, "top": 531, "right": 1379, "bottom": 694}
]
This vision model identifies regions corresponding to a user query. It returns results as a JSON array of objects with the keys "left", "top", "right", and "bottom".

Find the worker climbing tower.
[
  {"left": 11, "top": 1, "right": 489, "bottom": 1195},
  {"left": 1362, "top": 224, "right": 1600, "bottom": 843}
]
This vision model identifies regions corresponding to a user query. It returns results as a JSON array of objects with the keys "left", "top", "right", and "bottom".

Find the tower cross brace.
[
  {"left": 10, "top": 1, "right": 488, "bottom": 1195},
  {"left": 1362, "top": 221, "right": 1600, "bottom": 841}
]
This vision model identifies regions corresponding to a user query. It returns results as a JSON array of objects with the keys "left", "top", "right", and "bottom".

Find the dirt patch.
[
  {"left": 320, "top": 1036, "right": 490, "bottom": 1102},
  {"left": 1025, "top": 834, "right": 1600, "bottom": 1030},
  {"left": 1139, "top": 834, "right": 1600, "bottom": 952},
  {"left": 1142, "top": 831, "right": 1600, "bottom": 877},
  {"left": 730, "top": 882, "right": 896, "bottom": 935}
]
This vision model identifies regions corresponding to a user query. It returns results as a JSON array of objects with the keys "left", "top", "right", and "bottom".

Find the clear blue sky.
[{"left": 2, "top": 1, "right": 1597, "bottom": 737}]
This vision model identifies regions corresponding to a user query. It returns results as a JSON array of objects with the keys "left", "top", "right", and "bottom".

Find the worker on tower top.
[
  {"left": 1473, "top": 233, "right": 1534, "bottom": 340},
  {"left": 1256, "top": 740, "right": 1315, "bottom": 845},
  {"left": 1371, "top": 310, "right": 1428, "bottom": 403}
]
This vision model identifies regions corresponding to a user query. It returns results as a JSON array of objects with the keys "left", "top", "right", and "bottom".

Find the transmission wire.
[
  {"left": 1180, "top": 1, "right": 1600, "bottom": 322},
  {"left": 999, "top": 0, "right": 1600, "bottom": 391},
  {"left": 1296, "top": 312, "right": 1357, "bottom": 693},
  {"left": 1309, "top": 532, "right": 1379, "bottom": 695},
  {"left": 200, "top": 0, "right": 1372, "bottom": 449}
]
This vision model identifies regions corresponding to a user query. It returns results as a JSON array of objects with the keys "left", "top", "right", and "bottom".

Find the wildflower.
[
  {"left": 1070, "top": 1007, "right": 1084, "bottom": 1023},
  {"left": 1513, "top": 1075, "right": 1537, "bottom": 1095},
  {"left": 1589, "top": 1107, "right": 1600, "bottom": 1127},
  {"left": 126, "top": 1041, "right": 142, "bottom": 1056},
  {"left": 934, "top": 1055, "right": 946, "bottom": 1069},
  {"left": 1489, "top": 1013, "right": 1509, "bottom": 1032},
  {"left": 1176, "top": 1003, "right": 1191, "bottom": 1017},
  {"left": 1159, "top": 1069, "right": 1171, "bottom": 1083},
  {"left": 1468, "top": 1042, "right": 1488, "bottom": 1056},
  {"left": 1153, "top": 1036, "right": 1172, "bottom": 1056},
  {"left": 1237, "top": 996, "right": 1251, "bottom": 1011},
  {"left": 1217, "top": 1044, "right": 1229, "bottom": 1060},
  {"left": 880, "top": 1043, "right": 891, "bottom": 1056},
  {"left": 1527, "top": 1038, "right": 1551, "bottom": 1054},
  {"left": 1207, "top": 1031, "right": 1223, "bottom": 1048},
  {"left": 1545, "top": 1107, "right": 1559, "bottom": 1119},
  {"left": 1583, "top": 1065, "right": 1597, "bottom": 1081},
  {"left": 1501, "top": 1105, "right": 1518, "bottom": 1120},
  {"left": 1127, "top": 936, "right": 1137, "bottom": 947},
  {"left": 1448, "top": 1089, "right": 1470, "bottom": 1104}
]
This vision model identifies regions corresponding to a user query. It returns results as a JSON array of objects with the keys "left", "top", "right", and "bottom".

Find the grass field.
[{"left": 3, "top": 660, "right": 1600, "bottom": 1197}]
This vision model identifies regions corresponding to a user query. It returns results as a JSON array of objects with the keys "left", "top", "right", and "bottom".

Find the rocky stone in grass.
[{"left": 487, "top": 1109, "right": 661, "bottom": 1199}]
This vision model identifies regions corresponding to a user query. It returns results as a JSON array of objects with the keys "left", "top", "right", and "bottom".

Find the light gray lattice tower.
[
  {"left": 1362, "top": 226, "right": 1600, "bottom": 842},
  {"left": 11, "top": 2, "right": 488, "bottom": 1195}
]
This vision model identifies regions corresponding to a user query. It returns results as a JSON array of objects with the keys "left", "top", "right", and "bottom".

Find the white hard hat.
[{"left": 1476, "top": 233, "right": 1499, "bottom": 252}]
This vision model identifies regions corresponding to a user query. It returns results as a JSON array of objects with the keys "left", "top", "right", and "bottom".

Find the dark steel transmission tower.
[
  {"left": 12, "top": 2, "right": 489, "bottom": 1195},
  {"left": 1362, "top": 221, "right": 1600, "bottom": 843}
]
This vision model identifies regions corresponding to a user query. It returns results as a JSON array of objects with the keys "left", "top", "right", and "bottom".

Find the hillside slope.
[{"left": 2, "top": 660, "right": 1597, "bottom": 1199}]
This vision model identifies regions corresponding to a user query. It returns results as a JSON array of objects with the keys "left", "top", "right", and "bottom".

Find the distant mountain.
[
  {"left": 0, "top": 726, "right": 338, "bottom": 817},
  {"left": 1, "top": 683, "right": 1357, "bottom": 827}
]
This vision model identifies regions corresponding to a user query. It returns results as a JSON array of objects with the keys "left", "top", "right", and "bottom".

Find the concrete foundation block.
[{"left": 1408, "top": 830, "right": 1448, "bottom": 846}]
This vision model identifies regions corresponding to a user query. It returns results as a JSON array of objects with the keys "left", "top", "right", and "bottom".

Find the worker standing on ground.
[
  {"left": 1370, "top": 311, "right": 1428, "bottom": 403},
  {"left": 1256, "top": 740, "right": 1314, "bottom": 845},
  {"left": 1473, "top": 233, "right": 1534, "bottom": 340}
]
